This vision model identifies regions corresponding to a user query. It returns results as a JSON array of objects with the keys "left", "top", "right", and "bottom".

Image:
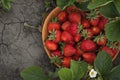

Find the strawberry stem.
[
  {"left": 51, "top": 56, "right": 62, "bottom": 64},
  {"left": 51, "top": 17, "right": 58, "bottom": 22}
]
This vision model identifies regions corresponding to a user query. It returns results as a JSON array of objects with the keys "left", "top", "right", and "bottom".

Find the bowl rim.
[{"left": 41, "top": 7, "right": 119, "bottom": 67}]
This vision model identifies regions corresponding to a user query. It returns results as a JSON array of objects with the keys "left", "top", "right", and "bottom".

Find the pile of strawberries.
[{"left": 45, "top": 6, "right": 119, "bottom": 68}]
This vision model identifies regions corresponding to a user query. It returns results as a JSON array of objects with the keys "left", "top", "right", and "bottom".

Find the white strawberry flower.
[{"left": 89, "top": 69, "right": 97, "bottom": 78}]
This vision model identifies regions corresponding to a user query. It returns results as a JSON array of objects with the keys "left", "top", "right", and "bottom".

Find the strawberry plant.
[
  {"left": 20, "top": 51, "right": 120, "bottom": 80},
  {"left": 0, "top": 0, "right": 13, "bottom": 10}
]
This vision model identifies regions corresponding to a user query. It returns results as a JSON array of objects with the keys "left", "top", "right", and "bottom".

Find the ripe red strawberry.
[
  {"left": 72, "top": 55, "right": 80, "bottom": 61},
  {"left": 67, "top": 22, "right": 78, "bottom": 36},
  {"left": 66, "top": 6, "right": 77, "bottom": 14},
  {"left": 97, "top": 37, "right": 107, "bottom": 46},
  {"left": 98, "top": 16, "right": 108, "bottom": 30},
  {"left": 45, "top": 40, "right": 58, "bottom": 51},
  {"left": 82, "top": 19, "right": 90, "bottom": 28},
  {"left": 75, "top": 46, "right": 83, "bottom": 57},
  {"left": 68, "top": 12, "right": 81, "bottom": 23},
  {"left": 90, "top": 18, "right": 99, "bottom": 26},
  {"left": 67, "top": 22, "right": 83, "bottom": 36},
  {"left": 74, "top": 34, "right": 82, "bottom": 42},
  {"left": 48, "top": 30, "right": 61, "bottom": 43},
  {"left": 80, "top": 40, "right": 97, "bottom": 52},
  {"left": 112, "top": 48, "right": 119, "bottom": 54},
  {"left": 58, "top": 11, "right": 67, "bottom": 22},
  {"left": 102, "top": 46, "right": 117, "bottom": 58},
  {"left": 83, "top": 52, "right": 96, "bottom": 64},
  {"left": 62, "top": 57, "right": 72, "bottom": 68},
  {"left": 86, "top": 29, "right": 94, "bottom": 39},
  {"left": 48, "top": 22, "right": 60, "bottom": 31},
  {"left": 61, "top": 31, "right": 73, "bottom": 42},
  {"left": 80, "top": 11, "right": 86, "bottom": 18},
  {"left": 52, "top": 50, "right": 62, "bottom": 57},
  {"left": 92, "top": 26, "right": 101, "bottom": 35},
  {"left": 61, "top": 21, "right": 71, "bottom": 30},
  {"left": 69, "top": 41, "right": 75, "bottom": 46},
  {"left": 94, "top": 35, "right": 107, "bottom": 46},
  {"left": 82, "top": 29, "right": 94, "bottom": 39},
  {"left": 64, "top": 44, "right": 76, "bottom": 57}
]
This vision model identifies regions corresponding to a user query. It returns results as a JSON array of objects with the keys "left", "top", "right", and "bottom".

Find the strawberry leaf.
[
  {"left": 114, "top": 0, "right": 120, "bottom": 14},
  {"left": 94, "top": 51, "right": 112, "bottom": 76},
  {"left": 109, "top": 65, "right": 120, "bottom": 80},
  {"left": 70, "top": 60, "right": 88, "bottom": 80},
  {"left": 75, "top": 1, "right": 90, "bottom": 11},
  {"left": 20, "top": 66, "right": 48, "bottom": 80},
  {"left": 105, "top": 20, "right": 120, "bottom": 41},
  {"left": 88, "top": 0, "right": 113, "bottom": 10},
  {"left": 56, "top": 0, "right": 75, "bottom": 9},
  {"left": 100, "top": 2, "right": 120, "bottom": 18},
  {"left": 51, "top": 56, "right": 62, "bottom": 64},
  {"left": 58, "top": 68, "right": 72, "bottom": 80}
]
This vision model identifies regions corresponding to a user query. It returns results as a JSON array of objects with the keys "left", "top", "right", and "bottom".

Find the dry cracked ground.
[{"left": 0, "top": 0, "right": 120, "bottom": 80}]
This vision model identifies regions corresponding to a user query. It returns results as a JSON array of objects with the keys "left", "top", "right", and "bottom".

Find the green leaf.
[
  {"left": 75, "top": 1, "right": 90, "bottom": 11},
  {"left": 100, "top": 2, "right": 120, "bottom": 18},
  {"left": 105, "top": 20, "right": 120, "bottom": 41},
  {"left": 20, "top": 66, "right": 48, "bottom": 80},
  {"left": 94, "top": 51, "right": 112, "bottom": 76},
  {"left": 88, "top": 0, "right": 112, "bottom": 10},
  {"left": 48, "top": 68, "right": 59, "bottom": 79},
  {"left": 58, "top": 68, "right": 72, "bottom": 80},
  {"left": 56, "top": 0, "right": 75, "bottom": 9},
  {"left": 109, "top": 65, "right": 120, "bottom": 80},
  {"left": 70, "top": 60, "right": 88, "bottom": 80},
  {"left": 1, "top": 0, "right": 12, "bottom": 10},
  {"left": 114, "top": 0, "right": 120, "bottom": 14}
]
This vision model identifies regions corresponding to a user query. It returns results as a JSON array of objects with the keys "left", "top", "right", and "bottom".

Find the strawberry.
[
  {"left": 82, "top": 29, "right": 94, "bottom": 39},
  {"left": 48, "top": 22, "right": 60, "bottom": 31},
  {"left": 58, "top": 11, "right": 67, "bottom": 22},
  {"left": 67, "top": 23, "right": 83, "bottom": 36},
  {"left": 112, "top": 48, "right": 119, "bottom": 54},
  {"left": 87, "top": 10, "right": 99, "bottom": 26},
  {"left": 98, "top": 16, "right": 108, "bottom": 30},
  {"left": 80, "top": 40, "right": 97, "bottom": 52},
  {"left": 64, "top": 44, "right": 76, "bottom": 57},
  {"left": 83, "top": 52, "right": 96, "bottom": 64},
  {"left": 102, "top": 46, "right": 118, "bottom": 58},
  {"left": 45, "top": 40, "right": 58, "bottom": 51},
  {"left": 69, "top": 41, "right": 75, "bottom": 46},
  {"left": 75, "top": 46, "right": 83, "bottom": 57},
  {"left": 92, "top": 26, "right": 101, "bottom": 35},
  {"left": 66, "top": 6, "right": 77, "bottom": 14},
  {"left": 72, "top": 55, "right": 80, "bottom": 61},
  {"left": 94, "top": 34, "right": 107, "bottom": 46},
  {"left": 61, "top": 21, "right": 71, "bottom": 30},
  {"left": 61, "top": 31, "right": 73, "bottom": 42},
  {"left": 90, "top": 18, "right": 99, "bottom": 26},
  {"left": 67, "top": 22, "right": 78, "bottom": 36},
  {"left": 68, "top": 12, "right": 81, "bottom": 23},
  {"left": 52, "top": 50, "right": 62, "bottom": 57},
  {"left": 80, "top": 11, "right": 86, "bottom": 18},
  {"left": 62, "top": 57, "right": 72, "bottom": 68},
  {"left": 74, "top": 34, "right": 82, "bottom": 42},
  {"left": 48, "top": 30, "right": 61, "bottom": 43},
  {"left": 82, "top": 19, "right": 90, "bottom": 28}
]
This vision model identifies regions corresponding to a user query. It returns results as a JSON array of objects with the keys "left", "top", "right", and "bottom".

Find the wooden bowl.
[{"left": 42, "top": 7, "right": 119, "bottom": 67}]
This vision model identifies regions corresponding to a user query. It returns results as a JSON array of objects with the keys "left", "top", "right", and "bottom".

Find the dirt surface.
[{"left": 0, "top": 0, "right": 120, "bottom": 80}]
